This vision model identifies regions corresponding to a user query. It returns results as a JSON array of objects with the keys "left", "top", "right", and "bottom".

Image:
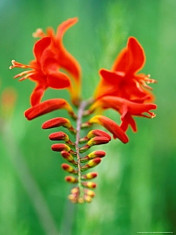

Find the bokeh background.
[{"left": 0, "top": 0, "right": 176, "bottom": 234}]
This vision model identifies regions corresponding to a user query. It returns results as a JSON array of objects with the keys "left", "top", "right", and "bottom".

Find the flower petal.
[
  {"left": 94, "top": 69, "right": 122, "bottom": 99},
  {"left": 88, "top": 115, "right": 129, "bottom": 143},
  {"left": 55, "top": 18, "right": 81, "bottom": 81},
  {"left": 25, "top": 98, "right": 74, "bottom": 120},
  {"left": 56, "top": 17, "right": 78, "bottom": 39},
  {"left": 33, "top": 37, "right": 51, "bottom": 62},
  {"left": 112, "top": 37, "right": 145, "bottom": 74},
  {"left": 30, "top": 84, "right": 46, "bottom": 106},
  {"left": 47, "top": 71, "right": 71, "bottom": 89}
]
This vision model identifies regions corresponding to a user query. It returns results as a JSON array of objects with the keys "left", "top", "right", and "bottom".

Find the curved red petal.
[
  {"left": 89, "top": 115, "right": 129, "bottom": 143},
  {"left": 47, "top": 71, "right": 71, "bottom": 89},
  {"left": 56, "top": 17, "right": 78, "bottom": 39},
  {"left": 94, "top": 69, "right": 121, "bottom": 99},
  {"left": 112, "top": 37, "right": 145, "bottom": 74},
  {"left": 25, "top": 98, "right": 69, "bottom": 120},
  {"left": 55, "top": 18, "right": 81, "bottom": 81},
  {"left": 58, "top": 48, "right": 81, "bottom": 81},
  {"left": 127, "top": 37, "right": 145, "bottom": 74},
  {"left": 120, "top": 113, "right": 137, "bottom": 132},
  {"left": 33, "top": 37, "right": 51, "bottom": 62},
  {"left": 112, "top": 47, "right": 128, "bottom": 72},
  {"left": 30, "top": 84, "right": 46, "bottom": 106}
]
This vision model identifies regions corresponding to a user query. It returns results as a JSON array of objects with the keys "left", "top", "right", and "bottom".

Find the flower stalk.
[
  {"left": 75, "top": 100, "right": 88, "bottom": 200},
  {"left": 10, "top": 17, "right": 157, "bottom": 203}
]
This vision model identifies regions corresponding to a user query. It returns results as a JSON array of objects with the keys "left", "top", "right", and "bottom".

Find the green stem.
[{"left": 75, "top": 99, "right": 91, "bottom": 198}]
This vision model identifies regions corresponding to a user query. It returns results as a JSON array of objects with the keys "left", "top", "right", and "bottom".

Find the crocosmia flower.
[
  {"left": 90, "top": 96, "right": 157, "bottom": 132},
  {"left": 10, "top": 18, "right": 81, "bottom": 106},
  {"left": 10, "top": 18, "right": 157, "bottom": 204},
  {"left": 33, "top": 17, "right": 81, "bottom": 104},
  {"left": 95, "top": 37, "right": 156, "bottom": 103}
]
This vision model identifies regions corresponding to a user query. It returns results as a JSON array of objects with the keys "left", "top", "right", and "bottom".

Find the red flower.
[
  {"left": 90, "top": 96, "right": 157, "bottom": 132},
  {"left": 95, "top": 37, "right": 156, "bottom": 103},
  {"left": 10, "top": 18, "right": 81, "bottom": 106},
  {"left": 33, "top": 17, "right": 81, "bottom": 104},
  {"left": 25, "top": 98, "right": 75, "bottom": 120},
  {"left": 88, "top": 115, "right": 129, "bottom": 143}
]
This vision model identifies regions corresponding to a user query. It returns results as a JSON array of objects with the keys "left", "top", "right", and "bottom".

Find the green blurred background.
[{"left": 0, "top": 0, "right": 176, "bottom": 234}]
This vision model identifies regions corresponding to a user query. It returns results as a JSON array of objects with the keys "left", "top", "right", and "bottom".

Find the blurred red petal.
[
  {"left": 89, "top": 115, "right": 129, "bottom": 143},
  {"left": 56, "top": 17, "right": 78, "bottom": 39},
  {"left": 25, "top": 99, "right": 70, "bottom": 120},
  {"left": 47, "top": 71, "right": 70, "bottom": 89},
  {"left": 33, "top": 37, "right": 51, "bottom": 62},
  {"left": 30, "top": 84, "right": 46, "bottom": 106},
  {"left": 112, "top": 37, "right": 145, "bottom": 74}
]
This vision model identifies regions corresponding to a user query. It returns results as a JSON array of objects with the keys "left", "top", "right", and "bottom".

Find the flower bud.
[
  {"left": 81, "top": 158, "right": 101, "bottom": 171},
  {"left": 79, "top": 130, "right": 111, "bottom": 144},
  {"left": 84, "top": 189, "right": 95, "bottom": 197},
  {"left": 61, "top": 164, "right": 77, "bottom": 174},
  {"left": 49, "top": 131, "right": 69, "bottom": 141},
  {"left": 87, "top": 136, "right": 110, "bottom": 146},
  {"left": 88, "top": 150, "right": 106, "bottom": 158},
  {"left": 61, "top": 151, "right": 76, "bottom": 165},
  {"left": 82, "top": 172, "right": 97, "bottom": 180},
  {"left": 65, "top": 176, "right": 78, "bottom": 183},
  {"left": 82, "top": 181, "right": 97, "bottom": 189},
  {"left": 51, "top": 143, "right": 70, "bottom": 152},
  {"left": 84, "top": 195, "right": 92, "bottom": 203},
  {"left": 80, "top": 150, "right": 106, "bottom": 162},
  {"left": 88, "top": 115, "right": 129, "bottom": 143},
  {"left": 68, "top": 194, "right": 77, "bottom": 203},
  {"left": 71, "top": 187, "right": 79, "bottom": 195},
  {"left": 87, "top": 129, "right": 111, "bottom": 141},
  {"left": 42, "top": 117, "right": 71, "bottom": 129},
  {"left": 25, "top": 99, "right": 75, "bottom": 120}
]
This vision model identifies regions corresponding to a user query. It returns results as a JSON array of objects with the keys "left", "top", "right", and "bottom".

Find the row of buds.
[
  {"left": 79, "top": 129, "right": 111, "bottom": 153},
  {"left": 65, "top": 172, "right": 97, "bottom": 184},
  {"left": 68, "top": 187, "right": 95, "bottom": 203},
  {"left": 41, "top": 113, "right": 109, "bottom": 203}
]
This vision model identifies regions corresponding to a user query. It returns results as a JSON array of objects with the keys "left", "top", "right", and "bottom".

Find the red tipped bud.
[
  {"left": 79, "top": 130, "right": 111, "bottom": 144},
  {"left": 82, "top": 172, "right": 98, "bottom": 180},
  {"left": 88, "top": 150, "right": 106, "bottom": 158},
  {"left": 71, "top": 187, "right": 79, "bottom": 195},
  {"left": 51, "top": 143, "right": 70, "bottom": 152},
  {"left": 42, "top": 117, "right": 71, "bottom": 129},
  {"left": 81, "top": 158, "right": 101, "bottom": 171},
  {"left": 87, "top": 136, "right": 110, "bottom": 146},
  {"left": 61, "top": 151, "right": 76, "bottom": 164},
  {"left": 84, "top": 189, "right": 95, "bottom": 198},
  {"left": 79, "top": 137, "right": 109, "bottom": 153},
  {"left": 61, "top": 164, "right": 77, "bottom": 174},
  {"left": 49, "top": 131, "right": 69, "bottom": 141},
  {"left": 68, "top": 194, "right": 77, "bottom": 203},
  {"left": 65, "top": 176, "right": 78, "bottom": 183},
  {"left": 84, "top": 195, "right": 92, "bottom": 203},
  {"left": 87, "top": 129, "right": 111, "bottom": 141},
  {"left": 80, "top": 150, "right": 106, "bottom": 162},
  {"left": 82, "top": 181, "right": 97, "bottom": 189},
  {"left": 24, "top": 99, "right": 75, "bottom": 120}
]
